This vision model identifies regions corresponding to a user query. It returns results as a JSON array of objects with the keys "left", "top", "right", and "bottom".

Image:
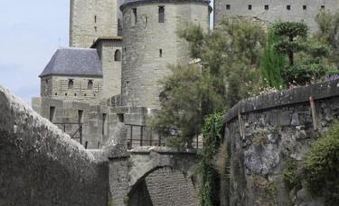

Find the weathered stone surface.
[
  {"left": 0, "top": 85, "right": 107, "bottom": 206},
  {"left": 222, "top": 80, "right": 339, "bottom": 206}
]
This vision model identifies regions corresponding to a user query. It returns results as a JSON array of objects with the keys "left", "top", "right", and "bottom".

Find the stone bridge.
[
  {"left": 0, "top": 84, "right": 200, "bottom": 206},
  {"left": 105, "top": 147, "right": 199, "bottom": 206}
]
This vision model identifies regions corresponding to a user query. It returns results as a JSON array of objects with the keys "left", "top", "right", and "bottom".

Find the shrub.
[{"left": 303, "top": 122, "right": 339, "bottom": 204}]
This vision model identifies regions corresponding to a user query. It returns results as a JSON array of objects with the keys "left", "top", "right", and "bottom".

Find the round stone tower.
[{"left": 120, "top": 0, "right": 210, "bottom": 109}]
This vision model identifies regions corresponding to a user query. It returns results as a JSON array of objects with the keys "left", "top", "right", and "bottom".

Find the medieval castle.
[{"left": 32, "top": 0, "right": 339, "bottom": 149}]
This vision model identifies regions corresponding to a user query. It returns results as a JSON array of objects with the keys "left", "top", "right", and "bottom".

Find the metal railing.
[
  {"left": 53, "top": 122, "right": 83, "bottom": 145},
  {"left": 125, "top": 124, "right": 202, "bottom": 150}
]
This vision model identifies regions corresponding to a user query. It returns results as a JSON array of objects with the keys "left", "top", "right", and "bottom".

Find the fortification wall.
[
  {"left": 95, "top": 39, "right": 122, "bottom": 99},
  {"left": 40, "top": 76, "right": 102, "bottom": 104},
  {"left": 121, "top": 0, "right": 209, "bottom": 109},
  {"left": 0, "top": 85, "right": 108, "bottom": 206},
  {"left": 214, "top": 0, "right": 339, "bottom": 31},
  {"left": 222, "top": 79, "right": 339, "bottom": 206},
  {"left": 70, "top": 0, "right": 120, "bottom": 48}
]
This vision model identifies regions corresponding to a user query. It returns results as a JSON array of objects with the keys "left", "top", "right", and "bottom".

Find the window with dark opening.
[
  {"left": 287, "top": 5, "right": 291, "bottom": 10},
  {"left": 159, "top": 49, "right": 163, "bottom": 57},
  {"left": 78, "top": 110, "right": 83, "bottom": 124},
  {"left": 248, "top": 5, "right": 252, "bottom": 10},
  {"left": 159, "top": 6, "right": 165, "bottom": 23},
  {"left": 94, "top": 26, "right": 97, "bottom": 32},
  {"left": 132, "top": 8, "right": 137, "bottom": 25},
  {"left": 49, "top": 106, "right": 55, "bottom": 122},
  {"left": 114, "top": 50, "right": 121, "bottom": 61},
  {"left": 102, "top": 113, "right": 107, "bottom": 137},
  {"left": 226, "top": 4, "right": 231, "bottom": 10},
  {"left": 321, "top": 5, "right": 325, "bottom": 9},
  {"left": 264, "top": 5, "right": 269, "bottom": 10},
  {"left": 303, "top": 5, "right": 307, "bottom": 10},
  {"left": 68, "top": 79, "right": 74, "bottom": 89},
  {"left": 88, "top": 80, "right": 93, "bottom": 89},
  {"left": 94, "top": 15, "right": 97, "bottom": 23},
  {"left": 118, "top": 114, "right": 124, "bottom": 122}
]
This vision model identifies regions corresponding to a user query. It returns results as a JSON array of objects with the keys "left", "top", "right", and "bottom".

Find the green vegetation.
[
  {"left": 283, "top": 159, "right": 301, "bottom": 191},
  {"left": 199, "top": 113, "right": 224, "bottom": 206},
  {"left": 303, "top": 121, "right": 339, "bottom": 204}
]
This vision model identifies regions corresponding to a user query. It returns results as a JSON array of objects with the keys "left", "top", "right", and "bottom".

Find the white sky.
[{"left": 0, "top": 0, "right": 213, "bottom": 104}]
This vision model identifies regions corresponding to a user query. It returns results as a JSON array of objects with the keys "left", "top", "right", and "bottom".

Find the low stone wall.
[
  {"left": 0, "top": 86, "right": 107, "bottom": 206},
  {"left": 222, "top": 80, "right": 339, "bottom": 206}
]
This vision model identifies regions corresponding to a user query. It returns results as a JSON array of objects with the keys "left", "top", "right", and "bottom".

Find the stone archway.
[{"left": 128, "top": 166, "right": 198, "bottom": 206}]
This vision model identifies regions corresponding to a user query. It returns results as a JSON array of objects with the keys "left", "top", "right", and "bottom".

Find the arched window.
[{"left": 114, "top": 50, "right": 122, "bottom": 61}]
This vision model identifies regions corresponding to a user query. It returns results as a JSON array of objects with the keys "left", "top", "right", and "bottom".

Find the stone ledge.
[
  {"left": 129, "top": 146, "right": 198, "bottom": 154},
  {"left": 225, "top": 79, "right": 339, "bottom": 123}
]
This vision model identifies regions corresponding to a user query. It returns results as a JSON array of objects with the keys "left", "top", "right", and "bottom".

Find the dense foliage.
[
  {"left": 303, "top": 122, "right": 339, "bottom": 204},
  {"left": 152, "top": 17, "right": 266, "bottom": 147},
  {"left": 199, "top": 113, "right": 224, "bottom": 206}
]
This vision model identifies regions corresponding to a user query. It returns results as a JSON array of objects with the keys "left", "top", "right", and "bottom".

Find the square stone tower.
[{"left": 70, "top": 0, "right": 121, "bottom": 48}]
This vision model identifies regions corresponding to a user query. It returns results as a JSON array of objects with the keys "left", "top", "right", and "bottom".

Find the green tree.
[
  {"left": 272, "top": 22, "right": 308, "bottom": 66},
  {"left": 261, "top": 30, "right": 286, "bottom": 89},
  {"left": 152, "top": 17, "right": 266, "bottom": 148}
]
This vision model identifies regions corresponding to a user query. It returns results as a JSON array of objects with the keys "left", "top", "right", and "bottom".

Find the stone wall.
[
  {"left": 32, "top": 97, "right": 119, "bottom": 149},
  {"left": 214, "top": 0, "right": 339, "bottom": 31},
  {"left": 222, "top": 79, "right": 339, "bottom": 206},
  {"left": 121, "top": 0, "right": 210, "bottom": 109},
  {"left": 40, "top": 75, "right": 103, "bottom": 104},
  {"left": 70, "top": 0, "right": 121, "bottom": 48},
  {"left": 94, "top": 38, "right": 122, "bottom": 100},
  {"left": 0, "top": 85, "right": 108, "bottom": 206}
]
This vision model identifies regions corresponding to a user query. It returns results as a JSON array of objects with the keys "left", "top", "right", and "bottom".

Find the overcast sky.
[
  {"left": 0, "top": 0, "right": 213, "bottom": 105},
  {"left": 0, "top": 0, "right": 69, "bottom": 104}
]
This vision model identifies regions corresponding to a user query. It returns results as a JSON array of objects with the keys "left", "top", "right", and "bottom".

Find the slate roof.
[{"left": 39, "top": 48, "right": 103, "bottom": 78}]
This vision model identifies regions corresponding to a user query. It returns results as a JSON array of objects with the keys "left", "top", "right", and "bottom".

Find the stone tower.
[
  {"left": 70, "top": 0, "right": 121, "bottom": 48},
  {"left": 120, "top": 0, "right": 210, "bottom": 109},
  {"left": 214, "top": 0, "right": 339, "bottom": 31}
]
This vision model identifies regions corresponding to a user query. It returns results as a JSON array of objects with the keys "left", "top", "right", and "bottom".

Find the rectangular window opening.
[
  {"left": 50, "top": 106, "right": 56, "bottom": 122},
  {"left": 78, "top": 110, "right": 83, "bottom": 124},
  {"left": 287, "top": 5, "right": 291, "bottom": 10},
  {"left": 68, "top": 79, "right": 74, "bottom": 89},
  {"left": 303, "top": 5, "right": 307, "bottom": 10},
  {"left": 94, "top": 15, "right": 97, "bottom": 23},
  {"left": 159, "top": 6, "right": 165, "bottom": 23},
  {"left": 264, "top": 5, "right": 269, "bottom": 10},
  {"left": 132, "top": 8, "right": 137, "bottom": 25},
  {"left": 321, "top": 5, "right": 325, "bottom": 9},
  {"left": 102, "top": 113, "right": 107, "bottom": 137},
  {"left": 118, "top": 114, "right": 124, "bottom": 123},
  {"left": 226, "top": 4, "right": 231, "bottom": 10},
  {"left": 159, "top": 49, "right": 163, "bottom": 57},
  {"left": 248, "top": 5, "right": 252, "bottom": 10}
]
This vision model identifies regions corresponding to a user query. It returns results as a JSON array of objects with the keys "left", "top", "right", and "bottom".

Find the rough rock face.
[
  {"left": 0, "top": 85, "right": 107, "bottom": 206},
  {"left": 222, "top": 80, "right": 339, "bottom": 206}
]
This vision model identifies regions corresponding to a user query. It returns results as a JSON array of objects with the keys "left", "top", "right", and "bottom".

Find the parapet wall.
[
  {"left": 0, "top": 85, "right": 107, "bottom": 206},
  {"left": 222, "top": 80, "right": 339, "bottom": 206}
]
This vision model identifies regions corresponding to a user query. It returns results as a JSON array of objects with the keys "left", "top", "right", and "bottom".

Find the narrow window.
[
  {"left": 132, "top": 8, "right": 137, "bottom": 25},
  {"left": 88, "top": 80, "right": 93, "bottom": 89},
  {"left": 74, "top": 93, "right": 77, "bottom": 96},
  {"left": 159, "top": 49, "right": 163, "bottom": 57},
  {"left": 68, "top": 79, "right": 74, "bottom": 89},
  {"left": 94, "top": 15, "right": 97, "bottom": 23},
  {"left": 94, "top": 26, "right": 97, "bottom": 32},
  {"left": 118, "top": 114, "right": 124, "bottom": 122},
  {"left": 264, "top": 5, "right": 269, "bottom": 10},
  {"left": 226, "top": 4, "right": 231, "bottom": 10},
  {"left": 159, "top": 6, "right": 165, "bottom": 23},
  {"left": 49, "top": 106, "right": 56, "bottom": 122},
  {"left": 55, "top": 93, "right": 58, "bottom": 96},
  {"left": 303, "top": 5, "right": 307, "bottom": 10},
  {"left": 287, "top": 5, "right": 291, "bottom": 10},
  {"left": 45, "top": 79, "right": 49, "bottom": 84},
  {"left": 248, "top": 5, "right": 252, "bottom": 10},
  {"left": 78, "top": 110, "right": 83, "bottom": 124},
  {"left": 102, "top": 113, "right": 107, "bottom": 137},
  {"left": 321, "top": 5, "right": 325, "bottom": 9},
  {"left": 114, "top": 50, "right": 121, "bottom": 61},
  {"left": 65, "top": 93, "right": 68, "bottom": 96}
]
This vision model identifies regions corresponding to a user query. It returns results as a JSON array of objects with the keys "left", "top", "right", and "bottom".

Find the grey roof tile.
[{"left": 40, "top": 48, "right": 103, "bottom": 78}]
